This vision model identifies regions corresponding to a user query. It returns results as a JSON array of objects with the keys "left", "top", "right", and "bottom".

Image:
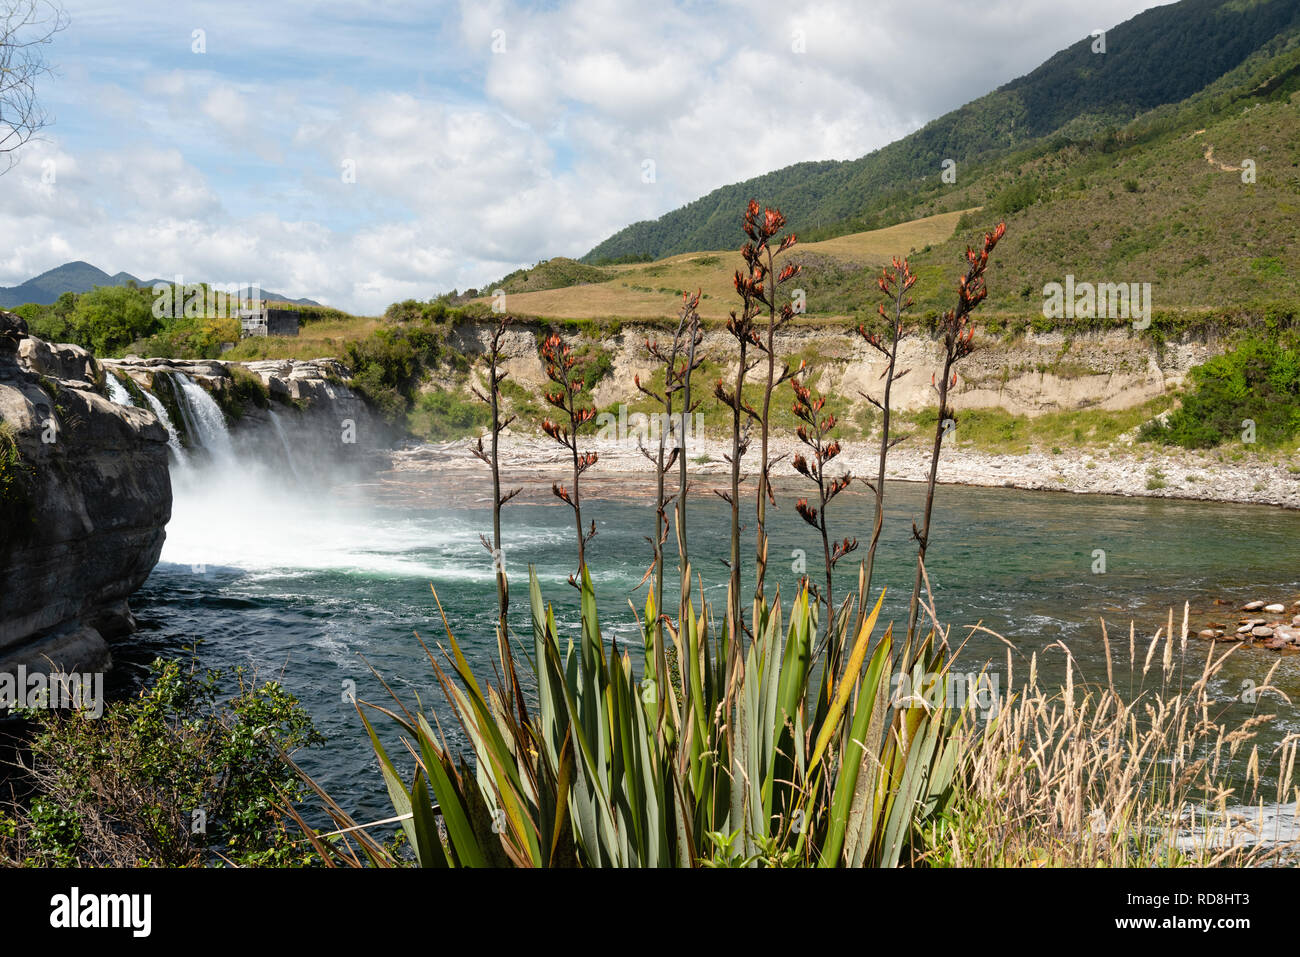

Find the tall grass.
[{"left": 925, "top": 609, "right": 1300, "bottom": 866}]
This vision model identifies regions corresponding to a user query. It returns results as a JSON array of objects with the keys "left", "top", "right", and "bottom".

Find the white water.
[
  {"left": 174, "top": 373, "right": 236, "bottom": 469},
  {"left": 140, "top": 385, "right": 191, "bottom": 471},
  {"left": 105, "top": 373, "right": 132, "bottom": 406},
  {"left": 142, "top": 373, "right": 445, "bottom": 577},
  {"left": 268, "top": 409, "right": 304, "bottom": 483},
  {"left": 159, "top": 482, "right": 458, "bottom": 578}
]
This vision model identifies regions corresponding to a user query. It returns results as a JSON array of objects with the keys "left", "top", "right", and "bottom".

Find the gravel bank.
[{"left": 385, "top": 434, "right": 1300, "bottom": 510}]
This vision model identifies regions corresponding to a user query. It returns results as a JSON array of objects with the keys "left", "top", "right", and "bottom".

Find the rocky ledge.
[
  {"left": 103, "top": 354, "right": 389, "bottom": 476},
  {"left": 106, "top": 355, "right": 354, "bottom": 405},
  {"left": 0, "top": 311, "right": 171, "bottom": 677}
]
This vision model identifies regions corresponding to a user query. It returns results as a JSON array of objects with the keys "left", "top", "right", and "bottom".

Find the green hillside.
[
  {"left": 583, "top": 0, "right": 1300, "bottom": 264},
  {"left": 815, "top": 32, "right": 1300, "bottom": 322},
  {"left": 482, "top": 257, "right": 614, "bottom": 296}
]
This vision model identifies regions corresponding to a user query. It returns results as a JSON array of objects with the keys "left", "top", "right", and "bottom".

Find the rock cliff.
[
  {"left": 450, "top": 320, "right": 1216, "bottom": 420},
  {"left": 0, "top": 311, "right": 171, "bottom": 676}
]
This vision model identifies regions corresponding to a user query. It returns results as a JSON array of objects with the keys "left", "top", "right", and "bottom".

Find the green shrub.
[
  {"left": 0, "top": 658, "right": 323, "bottom": 867},
  {"left": 1142, "top": 334, "right": 1300, "bottom": 448},
  {"left": 993, "top": 178, "right": 1041, "bottom": 216},
  {"left": 344, "top": 323, "right": 445, "bottom": 424},
  {"left": 579, "top": 346, "right": 613, "bottom": 393},
  {"left": 384, "top": 299, "right": 450, "bottom": 324},
  {"left": 499, "top": 377, "right": 542, "bottom": 425},
  {"left": 408, "top": 387, "right": 489, "bottom": 441},
  {"left": 131, "top": 314, "right": 240, "bottom": 360},
  {"left": 213, "top": 366, "right": 271, "bottom": 420},
  {"left": 71, "top": 285, "right": 158, "bottom": 356}
]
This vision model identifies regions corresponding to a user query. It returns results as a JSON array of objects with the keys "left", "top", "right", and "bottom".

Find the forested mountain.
[
  {"left": 0, "top": 261, "right": 319, "bottom": 308},
  {"left": 583, "top": 0, "right": 1300, "bottom": 263}
]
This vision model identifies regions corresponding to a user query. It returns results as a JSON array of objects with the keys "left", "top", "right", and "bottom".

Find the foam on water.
[{"left": 161, "top": 472, "right": 467, "bottom": 577}]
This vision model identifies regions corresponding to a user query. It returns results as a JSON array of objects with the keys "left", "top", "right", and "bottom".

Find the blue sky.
[{"left": 1, "top": 0, "right": 1175, "bottom": 312}]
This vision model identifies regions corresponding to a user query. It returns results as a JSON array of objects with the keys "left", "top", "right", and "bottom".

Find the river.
[{"left": 113, "top": 463, "right": 1300, "bottom": 825}]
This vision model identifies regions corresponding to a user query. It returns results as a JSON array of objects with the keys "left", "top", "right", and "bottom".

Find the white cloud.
[{"left": 0, "top": 0, "right": 1178, "bottom": 313}]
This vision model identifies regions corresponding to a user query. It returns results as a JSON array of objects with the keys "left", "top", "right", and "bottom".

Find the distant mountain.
[
  {"left": 584, "top": 0, "right": 1300, "bottom": 262},
  {"left": 0, "top": 261, "right": 321, "bottom": 308}
]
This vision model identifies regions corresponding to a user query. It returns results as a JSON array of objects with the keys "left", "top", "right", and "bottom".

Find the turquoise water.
[{"left": 119, "top": 477, "right": 1300, "bottom": 823}]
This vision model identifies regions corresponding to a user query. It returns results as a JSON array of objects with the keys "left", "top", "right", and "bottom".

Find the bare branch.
[{"left": 0, "top": 1, "right": 68, "bottom": 172}]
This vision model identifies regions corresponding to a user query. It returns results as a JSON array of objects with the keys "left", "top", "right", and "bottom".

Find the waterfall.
[
  {"left": 141, "top": 386, "right": 191, "bottom": 470},
  {"left": 269, "top": 409, "right": 305, "bottom": 483},
  {"left": 174, "top": 372, "right": 236, "bottom": 467},
  {"left": 160, "top": 373, "right": 199, "bottom": 451},
  {"left": 105, "top": 373, "right": 132, "bottom": 406}
]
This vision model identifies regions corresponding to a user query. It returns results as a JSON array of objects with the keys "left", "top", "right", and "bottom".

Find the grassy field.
[
  {"left": 470, "top": 209, "right": 975, "bottom": 322},
  {"left": 219, "top": 315, "right": 387, "bottom": 361}
]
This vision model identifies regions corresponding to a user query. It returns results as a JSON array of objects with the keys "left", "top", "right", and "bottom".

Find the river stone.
[
  {"left": 1243, "top": 600, "right": 1266, "bottom": 611},
  {"left": 1265, "top": 603, "right": 1286, "bottom": 614},
  {"left": 1252, "top": 626, "right": 1275, "bottom": 638},
  {"left": 1198, "top": 629, "right": 1218, "bottom": 640}
]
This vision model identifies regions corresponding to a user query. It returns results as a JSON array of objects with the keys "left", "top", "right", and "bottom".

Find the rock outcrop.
[
  {"left": 0, "top": 311, "right": 171, "bottom": 676},
  {"left": 104, "top": 355, "right": 391, "bottom": 478}
]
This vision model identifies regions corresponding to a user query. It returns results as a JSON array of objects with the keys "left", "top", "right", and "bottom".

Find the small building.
[{"left": 237, "top": 306, "right": 300, "bottom": 338}]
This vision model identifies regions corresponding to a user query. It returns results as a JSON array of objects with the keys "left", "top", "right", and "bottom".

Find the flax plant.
[
  {"left": 738, "top": 200, "right": 801, "bottom": 605},
  {"left": 857, "top": 258, "right": 915, "bottom": 606},
  {"left": 635, "top": 292, "right": 704, "bottom": 732},
  {"left": 471, "top": 315, "right": 522, "bottom": 708},
  {"left": 790, "top": 369, "right": 857, "bottom": 645},
  {"left": 540, "top": 332, "right": 598, "bottom": 581},
  {"left": 296, "top": 571, "right": 968, "bottom": 868},
  {"left": 715, "top": 260, "right": 763, "bottom": 638},
  {"left": 906, "top": 222, "right": 1006, "bottom": 652},
  {"left": 671, "top": 292, "right": 705, "bottom": 627}
]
